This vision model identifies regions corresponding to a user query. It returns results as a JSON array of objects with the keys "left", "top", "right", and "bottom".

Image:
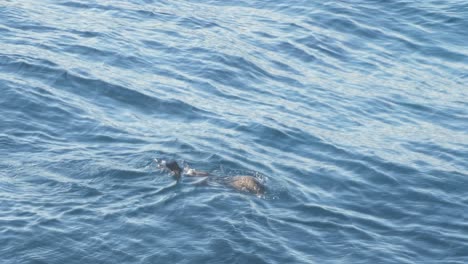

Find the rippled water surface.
[{"left": 1, "top": 0, "right": 468, "bottom": 263}]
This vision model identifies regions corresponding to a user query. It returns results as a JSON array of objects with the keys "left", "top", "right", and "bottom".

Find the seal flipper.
[{"left": 165, "top": 160, "right": 182, "bottom": 181}]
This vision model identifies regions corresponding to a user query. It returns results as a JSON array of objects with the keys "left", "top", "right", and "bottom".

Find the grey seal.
[{"left": 157, "top": 159, "right": 265, "bottom": 196}]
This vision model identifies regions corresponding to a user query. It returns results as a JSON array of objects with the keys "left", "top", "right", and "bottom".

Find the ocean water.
[{"left": 1, "top": 0, "right": 467, "bottom": 263}]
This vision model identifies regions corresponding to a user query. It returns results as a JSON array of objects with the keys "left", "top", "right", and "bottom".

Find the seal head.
[{"left": 230, "top": 176, "right": 265, "bottom": 196}]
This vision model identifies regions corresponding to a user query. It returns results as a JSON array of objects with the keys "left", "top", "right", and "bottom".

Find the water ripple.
[{"left": 1, "top": 0, "right": 467, "bottom": 263}]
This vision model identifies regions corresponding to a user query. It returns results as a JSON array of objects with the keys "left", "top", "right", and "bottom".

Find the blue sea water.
[{"left": 1, "top": 0, "right": 468, "bottom": 263}]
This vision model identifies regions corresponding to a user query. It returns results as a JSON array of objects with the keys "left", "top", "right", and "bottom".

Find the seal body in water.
[{"left": 157, "top": 160, "right": 265, "bottom": 195}]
